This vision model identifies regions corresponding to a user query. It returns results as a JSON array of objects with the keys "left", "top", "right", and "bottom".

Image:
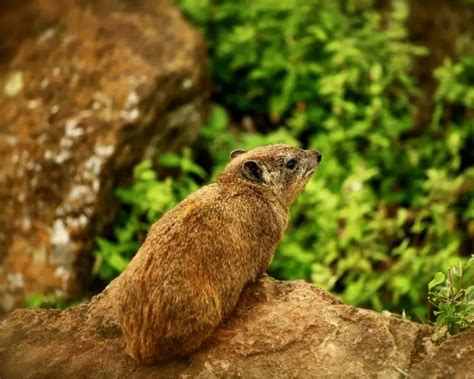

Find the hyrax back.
[{"left": 115, "top": 144, "right": 321, "bottom": 363}]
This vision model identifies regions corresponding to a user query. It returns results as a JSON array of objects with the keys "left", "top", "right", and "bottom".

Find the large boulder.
[
  {"left": 1, "top": 276, "right": 472, "bottom": 378},
  {"left": 0, "top": 0, "right": 208, "bottom": 312}
]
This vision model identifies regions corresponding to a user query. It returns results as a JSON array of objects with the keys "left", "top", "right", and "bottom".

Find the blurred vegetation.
[
  {"left": 26, "top": 293, "right": 86, "bottom": 309},
  {"left": 94, "top": 0, "right": 474, "bottom": 323}
]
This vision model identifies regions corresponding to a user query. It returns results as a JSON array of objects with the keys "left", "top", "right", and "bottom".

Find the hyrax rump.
[{"left": 115, "top": 144, "right": 321, "bottom": 363}]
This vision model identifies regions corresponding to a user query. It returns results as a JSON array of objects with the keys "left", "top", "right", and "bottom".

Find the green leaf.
[
  {"left": 429, "top": 272, "right": 446, "bottom": 290},
  {"left": 158, "top": 153, "right": 181, "bottom": 168},
  {"left": 108, "top": 254, "right": 130, "bottom": 272}
]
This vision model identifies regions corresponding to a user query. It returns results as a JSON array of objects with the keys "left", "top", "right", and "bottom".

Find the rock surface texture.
[
  {"left": 0, "top": 0, "right": 208, "bottom": 312},
  {"left": 1, "top": 276, "right": 472, "bottom": 378}
]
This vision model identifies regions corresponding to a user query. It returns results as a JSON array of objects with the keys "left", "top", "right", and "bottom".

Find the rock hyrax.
[{"left": 114, "top": 144, "right": 321, "bottom": 363}]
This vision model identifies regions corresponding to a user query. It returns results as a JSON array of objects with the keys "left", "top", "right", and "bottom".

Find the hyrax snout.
[{"left": 113, "top": 144, "right": 320, "bottom": 363}]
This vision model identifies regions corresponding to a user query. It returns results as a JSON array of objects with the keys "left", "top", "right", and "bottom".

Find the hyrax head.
[{"left": 220, "top": 144, "right": 321, "bottom": 208}]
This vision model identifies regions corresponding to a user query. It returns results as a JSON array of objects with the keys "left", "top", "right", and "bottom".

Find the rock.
[
  {"left": 2, "top": 276, "right": 470, "bottom": 378},
  {"left": 0, "top": 0, "right": 208, "bottom": 312},
  {"left": 410, "top": 328, "right": 474, "bottom": 379}
]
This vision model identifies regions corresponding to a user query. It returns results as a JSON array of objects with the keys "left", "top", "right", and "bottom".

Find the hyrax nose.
[
  {"left": 316, "top": 151, "right": 322, "bottom": 163},
  {"left": 309, "top": 150, "right": 322, "bottom": 163}
]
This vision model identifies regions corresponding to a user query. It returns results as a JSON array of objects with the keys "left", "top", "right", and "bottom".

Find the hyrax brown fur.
[{"left": 114, "top": 144, "right": 321, "bottom": 363}]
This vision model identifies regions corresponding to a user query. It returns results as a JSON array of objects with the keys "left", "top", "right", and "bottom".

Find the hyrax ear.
[
  {"left": 242, "top": 160, "right": 265, "bottom": 182},
  {"left": 229, "top": 149, "right": 246, "bottom": 160}
]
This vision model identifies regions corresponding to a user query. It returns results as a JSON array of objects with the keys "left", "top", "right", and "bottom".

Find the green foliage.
[
  {"left": 429, "top": 256, "right": 474, "bottom": 335},
  {"left": 92, "top": 0, "right": 473, "bottom": 325},
  {"left": 177, "top": 0, "right": 474, "bottom": 320},
  {"left": 179, "top": 0, "right": 425, "bottom": 128}
]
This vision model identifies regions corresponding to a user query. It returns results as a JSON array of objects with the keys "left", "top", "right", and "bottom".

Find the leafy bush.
[
  {"left": 429, "top": 256, "right": 474, "bottom": 335},
  {"left": 94, "top": 0, "right": 474, "bottom": 323}
]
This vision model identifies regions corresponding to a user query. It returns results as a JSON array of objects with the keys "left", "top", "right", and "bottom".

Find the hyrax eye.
[{"left": 286, "top": 159, "right": 297, "bottom": 170}]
